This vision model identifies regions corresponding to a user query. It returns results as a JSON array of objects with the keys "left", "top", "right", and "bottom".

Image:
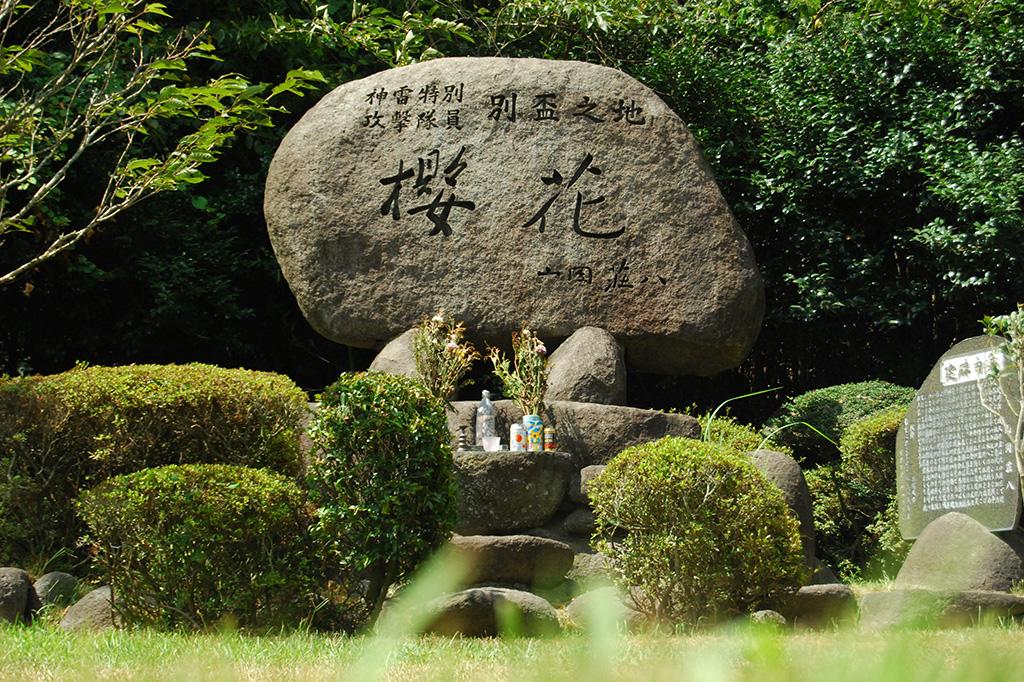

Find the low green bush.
[
  {"left": 305, "top": 371, "right": 455, "bottom": 630},
  {"left": 701, "top": 414, "right": 792, "bottom": 456},
  {"left": 78, "top": 464, "right": 320, "bottom": 630},
  {"left": 807, "top": 406, "right": 910, "bottom": 580},
  {"left": 589, "top": 437, "right": 804, "bottom": 626},
  {"left": 0, "top": 363, "right": 308, "bottom": 568},
  {"left": 764, "top": 381, "right": 915, "bottom": 465}
]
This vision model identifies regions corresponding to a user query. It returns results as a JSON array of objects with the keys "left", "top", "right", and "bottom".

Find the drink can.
[
  {"left": 510, "top": 423, "right": 527, "bottom": 451},
  {"left": 523, "top": 414, "right": 543, "bottom": 452},
  {"left": 544, "top": 427, "right": 557, "bottom": 451}
]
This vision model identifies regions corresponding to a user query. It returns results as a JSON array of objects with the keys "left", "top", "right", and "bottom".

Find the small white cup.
[{"left": 483, "top": 436, "right": 501, "bottom": 452}]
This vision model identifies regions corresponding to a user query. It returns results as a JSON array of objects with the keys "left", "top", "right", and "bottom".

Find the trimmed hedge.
[
  {"left": 0, "top": 363, "right": 308, "bottom": 568},
  {"left": 702, "top": 414, "right": 793, "bottom": 456},
  {"left": 764, "top": 381, "right": 915, "bottom": 465},
  {"left": 306, "top": 371, "right": 456, "bottom": 630},
  {"left": 589, "top": 437, "right": 804, "bottom": 625},
  {"left": 78, "top": 464, "right": 319, "bottom": 630},
  {"left": 807, "top": 405, "right": 910, "bottom": 580}
]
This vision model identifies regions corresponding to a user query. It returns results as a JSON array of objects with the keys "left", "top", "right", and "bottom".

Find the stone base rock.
[
  {"left": 448, "top": 400, "right": 700, "bottom": 467},
  {"left": 367, "top": 328, "right": 419, "bottom": 378},
  {"left": 895, "top": 512, "right": 1024, "bottom": 592},
  {"left": 454, "top": 451, "right": 573, "bottom": 534},
  {"left": 33, "top": 572, "right": 78, "bottom": 607},
  {"left": 780, "top": 584, "right": 857, "bottom": 629},
  {"left": 424, "top": 587, "right": 560, "bottom": 637},
  {"left": 544, "top": 327, "right": 627, "bottom": 405},
  {"left": 563, "top": 586, "right": 644, "bottom": 630},
  {"left": 60, "top": 586, "right": 115, "bottom": 632},
  {"left": 450, "top": 535, "right": 574, "bottom": 588},
  {"left": 859, "top": 589, "right": 1024, "bottom": 631},
  {"left": 569, "top": 465, "right": 606, "bottom": 505},
  {"left": 0, "top": 568, "right": 33, "bottom": 624},
  {"left": 749, "top": 449, "right": 816, "bottom": 568}
]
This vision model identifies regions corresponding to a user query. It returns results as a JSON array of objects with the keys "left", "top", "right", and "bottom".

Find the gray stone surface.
[
  {"left": 894, "top": 511, "right": 1024, "bottom": 592},
  {"left": 808, "top": 559, "right": 841, "bottom": 586},
  {"left": 567, "top": 552, "right": 612, "bottom": 585},
  {"left": 749, "top": 449, "right": 816, "bottom": 568},
  {"left": 424, "top": 587, "right": 560, "bottom": 637},
  {"left": 33, "top": 572, "right": 77, "bottom": 607},
  {"left": 448, "top": 400, "right": 701, "bottom": 467},
  {"left": 859, "top": 589, "right": 1024, "bottom": 631},
  {"left": 570, "top": 465, "right": 607, "bottom": 505},
  {"left": 265, "top": 57, "right": 763, "bottom": 376},
  {"left": 897, "top": 336, "right": 1021, "bottom": 538},
  {"left": 561, "top": 508, "right": 596, "bottom": 538},
  {"left": 544, "top": 327, "right": 627, "bottom": 405},
  {"left": 563, "top": 586, "right": 643, "bottom": 630},
  {"left": 780, "top": 584, "right": 857, "bottom": 629},
  {"left": 454, "top": 450, "right": 573, "bottom": 534},
  {"left": 60, "top": 586, "right": 115, "bottom": 632},
  {"left": 367, "top": 328, "right": 419, "bottom": 378},
  {"left": 0, "top": 567, "right": 31, "bottom": 624},
  {"left": 750, "top": 610, "right": 787, "bottom": 627},
  {"left": 450, "top": 534, "right": 575, "bottom": 588}
]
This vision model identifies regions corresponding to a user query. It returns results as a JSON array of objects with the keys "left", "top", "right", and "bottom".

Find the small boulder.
[
  {"left": 780, "top": 584, "right": 857, "bottom": 629},
  {"left": 569, "top": 465, "right": 607, "bottom": 505},
  {"left": 567, "top": 552, "right": 612, "bottom": 586},
  {"left": 544, "top": 327, "right": 627, "bottom": 405},
  {"left": 60, "top": 586, "right": 115, "bottom": 632},
  {"left": 750, "top": 610, "right": 787, "bottom": 627},
  {"left": 368, "top": 328, "right": 419, "bottom": 378},
  {"left": 807, "top": 559, "right": 841, "bottom": 586},
  {"left": 450, "top": 534, "right": 575, "bottom": 588},
  {"left": 424, "top": 587, "right": 560, "bottom": 637},
  {"left": 34, "top": 572, "right": 78, "bottom": 607},
  {"left": 895, "top": 512, "right": 1024, "bottom": 592},
  {"left": 562, "top": 508, "right": 596, "bottom": 538},
  {"left": 0, "top": 568, "right": 32, "bottom": 624},
  {"left": 749, "top": 449, "right": 816, "bottom": 568},
  {"left": 454, "top": 451, "right": 573, "bottom": 534},
  {"left": 563, "top": 586, "right": 643, "bottom": 630},
  {"left": 859, "top": 589, "right": 1024, "bottom": 631}
]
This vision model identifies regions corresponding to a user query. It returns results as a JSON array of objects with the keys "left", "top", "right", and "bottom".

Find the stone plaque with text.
[
  {"left": 264, "top": 58, "right": 763, "bottom": 375},
  {"left": 897, "top": 336, "right": 1021, "bottom": 538}
]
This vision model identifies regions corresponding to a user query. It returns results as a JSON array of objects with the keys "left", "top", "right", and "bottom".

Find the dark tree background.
[{"left": 2, "top": 0, "right": 1021, "bottom": 423}]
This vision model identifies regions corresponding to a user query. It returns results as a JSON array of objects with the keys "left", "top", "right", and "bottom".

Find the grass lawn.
[{"left": 3, "top": 624, "right": 1024, "bottom": 681}]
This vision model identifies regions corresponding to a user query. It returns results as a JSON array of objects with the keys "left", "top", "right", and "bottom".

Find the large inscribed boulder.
[{"left": 265, "top": 57, "right": 763, "bottom": 375}]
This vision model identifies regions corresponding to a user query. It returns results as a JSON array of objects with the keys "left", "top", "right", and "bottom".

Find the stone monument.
[
  {"left": 264, "top": 57, "right": 763, "bottom": 375},
  {"left": 897, "top": 336, "right": 1022, "bottom": 538}
]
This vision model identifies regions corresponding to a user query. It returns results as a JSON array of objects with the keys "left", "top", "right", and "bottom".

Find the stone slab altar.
[
  {"left": 897, "top": 336, "right": 1022, "bottom": 538},
  {"left": 265, "top": 57, "right": 763, "bottom": 375}
]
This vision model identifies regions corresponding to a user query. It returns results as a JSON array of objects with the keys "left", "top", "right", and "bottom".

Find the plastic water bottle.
[{"left": 475, "top": 390, "right": 496, "bottom": 446}]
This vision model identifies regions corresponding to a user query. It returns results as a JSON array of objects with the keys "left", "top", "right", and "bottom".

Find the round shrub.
[
  {"left": 0, "top": 363, "right": 308, "bottom": 569},
  {"left": 589, "top": 437, "right": 804, "bottom": 626},
  {"left": 77, "top": 464, "right": 319, "bottom": 630},
  {"left": 702, "top": 414, "right": 793, "bottom": 456},
  {"left": 807, "top": 405, "right": 909, "bottom": 580},
  {"left": 306, "top": 371, "right": 455, "bottom": 629},
  {"left": 763, "top": 381, "right": 915, "bottom": 465}
]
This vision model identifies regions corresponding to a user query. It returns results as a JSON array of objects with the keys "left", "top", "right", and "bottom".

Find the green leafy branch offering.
[
  {"left": 0, "top": 0, "right": 326, "bottom": 286},
  {"left": 488, "top": 327, "right": 549, "bottom": 416},
  {"left": 411, "top": 312, "right": 479, "bottom": 404},
  {"left": 981, "top": 304, "right": 1024, "bottom": 485}
]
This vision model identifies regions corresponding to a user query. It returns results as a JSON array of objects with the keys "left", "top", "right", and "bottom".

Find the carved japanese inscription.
[
  {"left": 264, "top": 58, "right": 764, "bottom": 375},
  {"left": 897, "top": 336, "right": 1021, "bottom": 538}
]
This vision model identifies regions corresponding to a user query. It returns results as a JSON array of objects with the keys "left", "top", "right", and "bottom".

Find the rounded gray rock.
[
  {"left": 0, "top": 567, "right": 31, "bottom": 624},
  {"left": 33, "top": 571, "right": 78, "bottom": 606},
  {"left": 749, "top": 449, "right": 816, "bottom": 568},
  {"left": 564, "top": 586, "right": 643, "bottom": 630},
  {"left": 367, "top": 328, "right": 420, "bottom": 378},
  {"left": 60, "top": 585, "right": 115, "bottom": 632},
  {"left": 544, "top": 327, "right": 627, "bottom": 405},
  {"left": 570, "top": 465, "right": 607, "bottom": 505},
  {"left": 859, "top": 588, "right": 1024, "bottom": 631},
  {"left": 265, "top": 57, "right": 763, "bottom": 376},
  {"left": 561, "top": 508, "right": 596, "bottom": 538},
  {"left": 780, "top": 584, "right": 857, "bottom": 629},
  {"left": 425, "top": 587, "right": 560, "bottom": 637},
  {"left": 454, "top": 450, "right": 573, "bottom": 534},
  {"left": 750, "top": 610, "right": 787, "bottom": 627},
  {"left": 450, "top": 534, "right": 575, "bottom": 588},
  {"left": 894, "top": 512, "right": 1024, "bottom": 592}
]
